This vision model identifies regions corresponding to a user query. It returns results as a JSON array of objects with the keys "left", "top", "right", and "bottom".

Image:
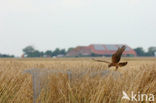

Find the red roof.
[
  {"left": 66, "top": 44, "right": 136, "bottom": 56},
  {"left": 89, "top": 44, "right": 136, "bottom": 56}
]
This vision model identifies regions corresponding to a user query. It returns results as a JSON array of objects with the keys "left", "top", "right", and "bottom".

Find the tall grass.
[{"left": 0, "top": 58, "right": 155, "bottom": 103}]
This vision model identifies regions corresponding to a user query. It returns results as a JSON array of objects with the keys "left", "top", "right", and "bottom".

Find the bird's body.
[{"left": 92, "top": 45, "right": 128, "bottom": 70}]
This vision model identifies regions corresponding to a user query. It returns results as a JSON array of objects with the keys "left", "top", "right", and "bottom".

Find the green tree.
[
  {"left": 23, "top": 45, "right": 35, "bottom": 55},
  {"left": 23, "top": 45, "right": 43, "bottom": 57},
  {"left": 146, "top": 47, "right": 156, "bottom": 56},
  {"left": 134, "top": 47, "right": 145, "bottom": 56},
  {"left": 59, "top": 49, "right": 66, "bottom": 55},
  {"left": 52, "top": 48, "right": 60, "bottom": 56},
  {"left": 29, "top": 50, "right": 41, "bottom": 57},
  {"left": 45, "top": 50, "right": 53, "bottom": 57}
]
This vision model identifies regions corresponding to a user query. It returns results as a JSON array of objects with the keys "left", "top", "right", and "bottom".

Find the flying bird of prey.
[{"left": 92, "top": 45, "right": 128, "bottom": 70}]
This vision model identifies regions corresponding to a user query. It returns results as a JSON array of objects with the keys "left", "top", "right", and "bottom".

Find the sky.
[{"left": 0, "top": 0, "right": 156, "bottom": 56}]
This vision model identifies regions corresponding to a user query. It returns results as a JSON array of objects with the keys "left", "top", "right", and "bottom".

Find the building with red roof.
[{"left": 66, "top": 44, "right": 136, "bottom": 57}]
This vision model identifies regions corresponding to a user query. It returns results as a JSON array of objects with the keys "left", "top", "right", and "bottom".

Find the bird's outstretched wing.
[
  {"left": 119, "top": 62, "right": 128, "bottom": 67},
  {"left": 112, "top": 45, "right": 126, "bottom": 63},
  {"left": 92, "top": 58, "right": 111, "bottom": 64}
]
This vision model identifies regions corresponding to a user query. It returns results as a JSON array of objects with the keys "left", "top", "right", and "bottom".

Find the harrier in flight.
[{"left": 92, "top": 45, "right": 128, "bottom": 70}]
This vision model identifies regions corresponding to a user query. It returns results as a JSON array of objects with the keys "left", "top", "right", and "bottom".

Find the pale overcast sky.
[{"left": 0, "top": 0, "right": 156, "bottom": 56}]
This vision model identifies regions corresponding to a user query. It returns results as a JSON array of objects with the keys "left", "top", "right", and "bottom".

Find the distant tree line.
[
  {"left": 22, "top": 45, "right": 70, "bottom": 57},
  {"left": 0, "top": 54, "right": 14, "bottom": 58},
  {"left": 134, "top": 47, "right": 156, "bottom": 56}
]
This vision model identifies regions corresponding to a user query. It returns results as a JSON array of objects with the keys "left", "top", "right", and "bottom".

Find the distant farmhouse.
[{"left": 66, "top": 44, "right": 136, "bottom": 57}]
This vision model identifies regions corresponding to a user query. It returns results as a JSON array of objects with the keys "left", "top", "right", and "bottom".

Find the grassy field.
[{"left": 0, "top": 57, "right": 156, "bottom": 103}]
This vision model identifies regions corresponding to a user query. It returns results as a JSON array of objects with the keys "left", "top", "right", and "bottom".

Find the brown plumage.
[{"left": 92, "top": 45, "right": 128, "bottom": 70}]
